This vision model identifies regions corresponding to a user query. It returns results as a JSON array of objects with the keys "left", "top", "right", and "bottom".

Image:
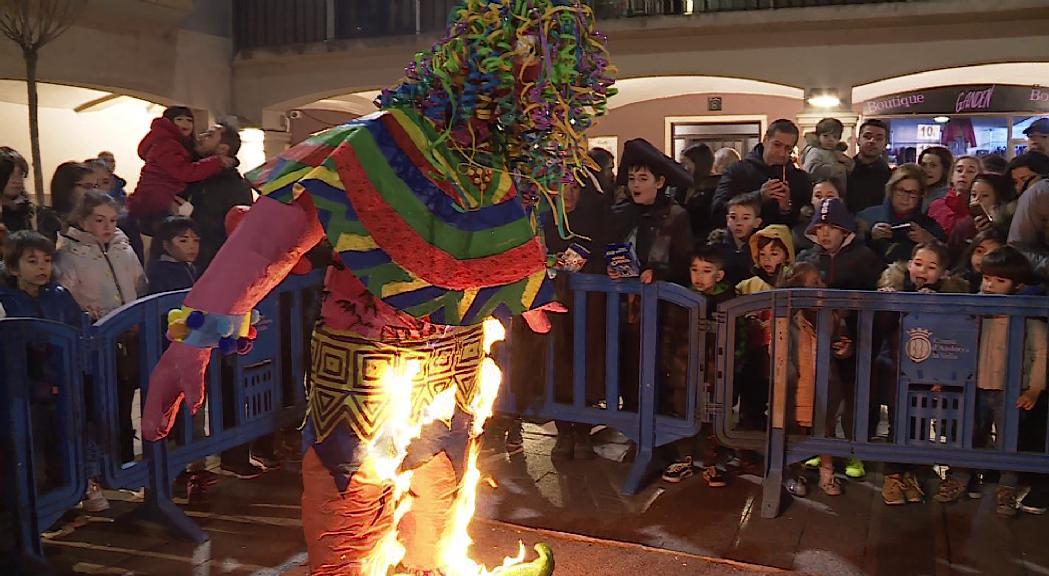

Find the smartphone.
[
  {"left": 968, "top": 202, "right": 992, "bottom": 222},
  {"left": 890, "top": 223, "right": 913, "bottom": 231}
]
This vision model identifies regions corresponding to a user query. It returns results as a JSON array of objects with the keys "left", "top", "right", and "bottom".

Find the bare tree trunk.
[{"left": 23, "top": 47, "right": 44, "bottom": 208}]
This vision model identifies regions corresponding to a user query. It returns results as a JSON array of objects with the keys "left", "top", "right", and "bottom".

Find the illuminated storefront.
[{"left": 859, "top": 84, "right": 1049, "bottom": 164}]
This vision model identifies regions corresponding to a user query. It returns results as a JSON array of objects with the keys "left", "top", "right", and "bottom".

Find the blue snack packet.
[{"left": 605, "top": 242, "right": 640, "bottom": 279}]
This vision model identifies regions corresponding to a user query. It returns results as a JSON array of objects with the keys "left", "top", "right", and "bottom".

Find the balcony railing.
[{"left": 233, "top": 0, "right": 914, "bottom": 53}]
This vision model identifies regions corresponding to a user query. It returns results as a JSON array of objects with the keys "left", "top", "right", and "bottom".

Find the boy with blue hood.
[{"left": 797, "top": 197, "right": 884, "bottom": 291}]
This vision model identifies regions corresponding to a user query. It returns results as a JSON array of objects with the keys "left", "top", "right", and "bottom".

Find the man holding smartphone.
[
  {"left": 1008, "top": 150, "right": 1049, "bottom": 280},
  {"left": 712, "top": 119, "right": 813, "bottom": 228}
]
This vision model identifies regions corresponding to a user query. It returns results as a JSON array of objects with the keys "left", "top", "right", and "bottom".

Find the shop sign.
[
  {"left": 863, "top": 84, "right": 1049, "bottom": 116},
  {"left": 916, "top": 124, "right": 941, "bottom": 141}
]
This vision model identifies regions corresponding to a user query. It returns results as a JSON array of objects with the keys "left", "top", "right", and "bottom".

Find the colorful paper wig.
[{"left": 378, "top": 0, "right": 617, "bottom": 224}]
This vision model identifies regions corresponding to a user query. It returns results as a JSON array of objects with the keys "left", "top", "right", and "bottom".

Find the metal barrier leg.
[
  {"left": 622, "top": 284, "right": 660, "bottom": 496},
  {"left": 761, "top": 313, "right": 791, "bottom": 519},
  {"left": 138, "top": 441, "right": 208, "bottom": 544}
]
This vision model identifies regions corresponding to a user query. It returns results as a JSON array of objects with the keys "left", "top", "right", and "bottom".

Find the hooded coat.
[
  {"left": 711, "top": 143, "right": 813, "bottom": 227},
  {"left": 128, "top": 117, "right": 225, "bottom": 219},
  {"left": 796, "top": 198, "right": 885, "bottom": 291},
  {"left": 736, "top": 224, "right": 795, "bottom": 295},
  {"left": 55, "top": 227, "right": 147, "bottom": 317}
]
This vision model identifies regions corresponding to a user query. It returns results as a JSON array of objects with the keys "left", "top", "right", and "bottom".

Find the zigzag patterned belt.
[{"left": 306, "top": 324, "right": 484, "bottom": 443}]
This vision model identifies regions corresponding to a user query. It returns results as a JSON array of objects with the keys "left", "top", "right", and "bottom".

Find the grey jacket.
[{"left": 1008, "top": 179, "right": 1049, "bottom": 280}]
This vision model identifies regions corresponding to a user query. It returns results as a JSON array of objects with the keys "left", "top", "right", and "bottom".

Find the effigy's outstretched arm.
[{"left": 141, "top": 195, "right": 324, "bottom": 441}]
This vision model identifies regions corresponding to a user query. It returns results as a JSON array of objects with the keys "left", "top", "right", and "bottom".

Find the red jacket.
[
  {"left": 928, "top": 187, "right": 968, "bottom": 238},
  {"left": 128, "top": 117, "right": 224, "bottom": 218}
]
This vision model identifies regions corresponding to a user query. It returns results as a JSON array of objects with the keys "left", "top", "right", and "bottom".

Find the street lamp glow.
[{"left": 934, "top": 116, "right": 950, "bottom": 124}]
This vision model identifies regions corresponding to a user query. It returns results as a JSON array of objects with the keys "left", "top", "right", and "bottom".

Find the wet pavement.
[
  {"left": 32, "top": 421, "right": 1049, "bottom": 575},
  {"left": 475, "top": 421, "right": 1049, "bottom": 576}
]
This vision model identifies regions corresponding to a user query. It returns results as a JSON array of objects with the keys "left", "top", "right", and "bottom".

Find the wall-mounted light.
[
  {"left": 933, "top": 116, "right": 950, "bottom": 124},
  {"left": 807, "top": 89, "right": 841, "bottom": 109}
]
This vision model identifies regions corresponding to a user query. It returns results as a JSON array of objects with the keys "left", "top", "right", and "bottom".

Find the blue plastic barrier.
[
  {"left": 0, "top": 270, "right": 323, "bottom": 566},
  {"left": 0, "top": 318, "right": 87, "bottom": 566},
  {"left": 499, "top": 273, "right": 708, "bottom": 495},
  {"left": 715, "top": 289, "right": 1049, "bottom": 518}
]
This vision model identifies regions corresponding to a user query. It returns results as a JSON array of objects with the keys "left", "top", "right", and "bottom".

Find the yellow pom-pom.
[
  {"left": 168, "top": 308, "right": 189, "bottom": 324},
  {"left": 167, "top": 323, "right": 190, "bottom": 341}
]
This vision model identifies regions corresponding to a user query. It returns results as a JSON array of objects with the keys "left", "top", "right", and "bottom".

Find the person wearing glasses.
[
  {"left": 857, "top": 163, "right": 946, "bottom": 264},
  {"left": 37, "top": 161, "right": 99, "bottom": 244}
]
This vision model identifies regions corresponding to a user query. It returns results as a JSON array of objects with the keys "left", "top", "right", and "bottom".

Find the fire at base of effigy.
[{"left": 358, "top": 318, "right": 555, "bottom": 576}]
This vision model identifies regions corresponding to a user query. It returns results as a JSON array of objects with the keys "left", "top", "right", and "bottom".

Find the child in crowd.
[
  {"left": 792, "top": 177, "right": 842, "bottom": 254},
  {"left": 0, "top": 231, "right": 98, "bottom": 507},
  {"left": 709, "top": 192, "right": 763, "bottom": 287},
  {"left": 798, "top": 197, "right": 884, "bottom": 291},
  {"left": 56, "top": 191, "right": 146, "bottom": 318},
  {"left": 952, "top": 228, "right": 1006, "bottom": 294},
  {"left": 0, "top": 231, "right": 84, "bottom": 324},
  {"left": 732, "top": 225, "right": 794, "bottom": 436},
  {"left": 610, "top": 139, "right": 695, "bottom": 414},
  {"left": 662, "top": 247, "right": 736, "bottom": 487},
  {"left": 928, "top": 156, "right": 982, "bottom": 238},
  {"left": 858, "top": 163, "right": 946, "bottom": 264},
  {"left": 737, "top": 224, "right": 794, "bottom": 295},
  {"left": 876, "top": 241, "right": 969, "bottom": 505},
  {"left": 128, "top": 106, "right": 234, "bottom": 232},
  {"left": 801, "top": 118, "right": 854, "bottom": 194},
  {"left": 780, "top": 262, "right": 853, "bottom": 497},
  {"left": 56, "top": 190, "right": 146, "bottom": 471},
  {"left": 934, "top": 247, "right": 1046, "bottom": 515},
  {"left": 610, "top": 138, "right": 695, "bottom": 286},
  {"left": 948, "top": 172, "right": 1016, "bottom": 255},
  {"left": 146, "top": 216, "right": 200, "bottom": 294}
]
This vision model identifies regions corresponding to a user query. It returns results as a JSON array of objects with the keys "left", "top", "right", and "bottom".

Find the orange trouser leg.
[
  {"left": 301, "top": 448, "right": 394, "bottom": 576},
  {"left": 399, "top": 452, "right": 460, "bottom": 571}
]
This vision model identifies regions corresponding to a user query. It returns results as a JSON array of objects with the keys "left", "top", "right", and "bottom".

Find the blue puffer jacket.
[{"left": 0, "top": 279, "right": 86, "bottom": 326}]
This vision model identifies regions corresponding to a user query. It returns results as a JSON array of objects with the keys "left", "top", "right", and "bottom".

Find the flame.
[{"left": 359, "top": 318, "right": 531, "bottom": 576}]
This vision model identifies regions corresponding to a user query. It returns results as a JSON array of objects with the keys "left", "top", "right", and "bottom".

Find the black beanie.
[{"left": 163, "top": 106, "right": 194, "bottom": 121}]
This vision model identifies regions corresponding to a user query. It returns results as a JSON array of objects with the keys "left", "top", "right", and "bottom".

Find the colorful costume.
[{"left": 142, "top": 1, "right": 614, "bottom": 574}]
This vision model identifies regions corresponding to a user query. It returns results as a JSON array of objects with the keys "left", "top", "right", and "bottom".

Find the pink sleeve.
[{"left": 184, "top": 195, "right": 325, "bottom": 315}]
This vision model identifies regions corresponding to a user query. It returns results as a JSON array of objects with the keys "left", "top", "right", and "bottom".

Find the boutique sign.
[{"left": 863, "top": 84, "right": 1049, "bottom": 116}]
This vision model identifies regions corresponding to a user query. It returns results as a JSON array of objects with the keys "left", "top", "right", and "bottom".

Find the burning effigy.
[{"left": 141, "top": 1, "right": 615, "bottom": 574}]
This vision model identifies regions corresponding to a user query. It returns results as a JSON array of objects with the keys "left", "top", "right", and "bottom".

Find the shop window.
[{"left": 671, "top": 121, "right": 761, "bottom": 162}]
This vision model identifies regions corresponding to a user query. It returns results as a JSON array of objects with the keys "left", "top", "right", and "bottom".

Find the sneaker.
[
  {"left": 844, "top": 458, "right": 866, "bottom": 479},
  {"left": 506, "top": 421, "right": 524, "bottom": 456},
  {"left": 219, "top": 461, "right": 263, "bottom": 479},
  {"left": 1019, "top": 487, "right": 1049, "bottom": 515},
  {"left": 882, "top": 474, "right": 906, "bottom": 505},
  {"left": 966, "top": 474, "right": 983, "bottom": 499},
  {"left": 786, "top": 476, "right": 807, "bottom": 497},
  {"left": 82, "top": 479, "right": 110, "bottom": 513},
  {"left": 251, "top": 454, "right": 282, "bottom": 471},
  {"left": 702, "top": 465, "right": 728, "bottom": 487},
  {"left": 933, "top": 477, "right": 965, "bottom": 503},
  {"left": 662, "top": 457, "right": 696, "bottom": 483},
  {"left": 803, "top": 456, "right": 821, "bottom": 469},
  {"left": 996, "top": 486, "right": 1019, "bottom": 517},
  {"left": 902, "top": 472, "right": 924, "bottom": 503},
  {"left": 187, "top": 473, "right": 213, "bottom": 504}
]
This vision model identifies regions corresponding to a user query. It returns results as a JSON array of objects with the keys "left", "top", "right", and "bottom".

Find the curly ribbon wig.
[{"left": 379, "top": 0, "right": 617, "bottom": 235}]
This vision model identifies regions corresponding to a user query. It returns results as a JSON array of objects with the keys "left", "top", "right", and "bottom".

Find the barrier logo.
[{"left": 906, "top": 328, "right": 933, "bottom": 363}]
